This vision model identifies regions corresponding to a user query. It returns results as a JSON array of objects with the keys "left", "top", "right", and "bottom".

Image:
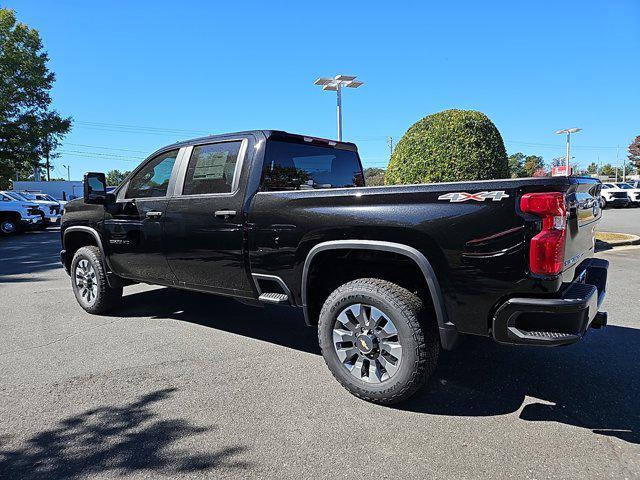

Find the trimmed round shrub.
[{"left": 385, "top": 109, "right": 509, "bottom": 185}]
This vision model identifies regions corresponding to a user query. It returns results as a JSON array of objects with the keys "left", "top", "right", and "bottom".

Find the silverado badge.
[{"left": 438, "top": 191, "right": 509, "bottom": 203}]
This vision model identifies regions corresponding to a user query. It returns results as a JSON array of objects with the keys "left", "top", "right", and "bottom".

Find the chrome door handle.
[
  {"left": 146, "top": 211, "right": 163, "bottom": 219},
  {"left": 214, "top": 210, "right": 236, "bottom": 218}
]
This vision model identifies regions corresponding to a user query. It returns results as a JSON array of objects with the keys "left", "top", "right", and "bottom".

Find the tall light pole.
[
  {"left": 314, "top": 75, "right": 364, "bottom": 141},
  {"left": 62, "top": 164, "right": 71, "bottom": 181},
  {"left": 555, "top": 127, "right": 582, "bottom": 176}
]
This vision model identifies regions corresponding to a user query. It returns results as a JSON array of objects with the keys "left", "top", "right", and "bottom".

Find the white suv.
[
  {"left": 600, "top": 183, "right": 631, "bottom": 209},
  {"left": 614, "top": 183, "right": 640, "bottom": 206},
  {"left": 0, "top": 192, "right": 44, "bottom": 234}
]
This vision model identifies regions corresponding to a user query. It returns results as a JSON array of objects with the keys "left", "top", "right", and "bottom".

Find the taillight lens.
[{"left": 520, "top": 192, "right": 567, "bottom": 275}]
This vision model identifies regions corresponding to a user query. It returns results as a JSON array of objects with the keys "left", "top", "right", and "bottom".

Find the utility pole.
[
  {"left": 387, "top": 136, "right": 394, "bottom": 157},
  {"left": 618, "top": 145, "right": 625, "bottom": 182},
  {"left": 44, "top": 134, "right": 51, "bottom": 182},
  {"left": 63, "top": 164, "right": 70, "bottom": 181}
]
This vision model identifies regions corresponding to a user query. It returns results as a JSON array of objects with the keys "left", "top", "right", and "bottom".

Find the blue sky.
[{"left": 6, "top": 0, "right": 640, "bottom": 178}]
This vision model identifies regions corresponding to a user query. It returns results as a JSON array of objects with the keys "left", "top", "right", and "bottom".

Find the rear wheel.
[
  {"left": 318, "top": 278, "right": 439, "bottom": 405},
  {"left": 71, "top": 246, "right": 122, "bottom": 314}
]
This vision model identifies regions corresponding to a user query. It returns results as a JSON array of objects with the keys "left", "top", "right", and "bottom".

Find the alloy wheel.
[
  {"left": 75, "top": 259, "right": 98, "bottom": 305},
  {"left": 1, "top": 221, "right": 16, "bottom": 234},
  {"left": 332, "top": 303, "right": 403, "bottom": 383}
]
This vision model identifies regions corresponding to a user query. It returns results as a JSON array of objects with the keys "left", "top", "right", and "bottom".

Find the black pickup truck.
[{"left": 61, "top": 130, "right": 609, "bottom": 404}]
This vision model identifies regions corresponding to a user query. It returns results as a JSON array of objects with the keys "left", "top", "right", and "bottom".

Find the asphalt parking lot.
[
  {"left": 599, "top": 206, "right": 640, "bottom": 237},
  {"left": 1, "top": 224, "right": 639, "bottom": 479}
]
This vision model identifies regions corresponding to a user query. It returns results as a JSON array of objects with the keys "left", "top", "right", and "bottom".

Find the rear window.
[{"left": 261, "top": 140, "right": 364, "bottom": 191}]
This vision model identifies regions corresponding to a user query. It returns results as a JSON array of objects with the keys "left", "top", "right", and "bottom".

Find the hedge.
[{"left": 385, "top": 109, "right": 509, "bottom": 185}]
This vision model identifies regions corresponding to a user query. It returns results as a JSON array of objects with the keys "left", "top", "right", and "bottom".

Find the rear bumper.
[{"left": 492, "top": 258, "right": 608, "bottom": 346}]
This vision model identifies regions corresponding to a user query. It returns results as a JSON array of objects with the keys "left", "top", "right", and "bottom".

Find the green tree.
[
  {"left": 508, "top": 153, "right": 526, "bottom": 178},
  {"left": 363, "top": 167, "right": 385, "bottom": 186},
  {"left": 600, "top": 164, "right": 615, "bottom": 177},
  {"left": 105, "top": 169, "right": 131, "bottom": 186},
  {"left": 623, "top": 162, "right": 637, "bottom": 176},
  {"left": 628, "top": 135, "right": 640, "bottom": 169},
  {"left": 0, "top": 8, "right": 71, "bottom": 188},
  {"left": 522, "top": 155, "right": 545, "bottom": 177},
  {"left": 385, "top": 109, "right": 508, "bottom": 185},
  {"left": 586, "top": 162, "right": 598, "bottom": 174}
]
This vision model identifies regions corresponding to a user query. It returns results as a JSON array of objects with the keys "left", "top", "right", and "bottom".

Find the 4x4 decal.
[{"left": 437, "top": 191, "right": 509, "bottom": 202}]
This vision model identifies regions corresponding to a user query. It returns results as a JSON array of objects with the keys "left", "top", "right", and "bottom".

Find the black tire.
[
  {"left": 71, "top": 246, "right": 122, "bottom": 314},
  {"left": 600, "top": 197, "right": 607, "bottom": 209},
  {"left": 0, "top": 217, "right": 21, "bottom": 235},
  {"left": 318, "top": 278, "right": 439, "bottom": 405}
]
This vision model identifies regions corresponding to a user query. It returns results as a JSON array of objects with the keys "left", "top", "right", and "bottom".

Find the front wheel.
[
  {"left": 600, "top": 197, "right": 607, "bottom": 209},
  {"left": 71, "top": 246, "right": 122, "bottom": 314},
  {"left": 318, "top": 278, "right": 439, "bottom": 405},
  {"left": 0, "top": 218, "right": 21, "bottom": 235}
]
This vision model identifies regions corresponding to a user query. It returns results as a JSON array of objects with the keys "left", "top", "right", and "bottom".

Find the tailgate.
[{"left": 563, "top": 180, "right": 602, "bottom": 274}]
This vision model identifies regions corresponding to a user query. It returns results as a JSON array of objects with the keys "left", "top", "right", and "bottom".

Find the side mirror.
[{"left": 84, "top": 172, "right": 108, "bottom": 204}]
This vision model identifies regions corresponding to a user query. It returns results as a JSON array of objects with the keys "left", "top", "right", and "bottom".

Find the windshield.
[
  {"left": 5, "top": 191, "right": 27, "bottom": 201},
  {"left": 36, "top": 194, "right": 57, "bottom": 201},
  {"left": 616, "top": 183, "right": 633, "bottom": 189}
]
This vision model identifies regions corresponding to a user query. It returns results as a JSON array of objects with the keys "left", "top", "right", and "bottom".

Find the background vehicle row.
[{"left": 0, "top": 190, "right": 63, "bottom": 234}]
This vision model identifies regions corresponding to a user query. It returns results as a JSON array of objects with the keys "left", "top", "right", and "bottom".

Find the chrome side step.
[{"left": 258, "top": 292, "right": 289, "bottom": 304}]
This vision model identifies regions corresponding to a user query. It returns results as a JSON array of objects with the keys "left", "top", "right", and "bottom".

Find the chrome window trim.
[{"left": 173, "top": 138, "right": 248, "bottom": 198}]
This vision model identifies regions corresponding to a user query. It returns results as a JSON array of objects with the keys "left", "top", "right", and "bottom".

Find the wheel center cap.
[{"left": 356, "top": 334, "right": 375, "bottom": 354}]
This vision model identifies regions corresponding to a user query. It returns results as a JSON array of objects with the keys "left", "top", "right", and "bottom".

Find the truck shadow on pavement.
[
  {"left": 116, "top": 286, "right": 320, "bottom": 355},
  {"left": 0, "top": 387, "right": 250, "bottom": 480},
  {"left": 117, "top": 287, "right": 639, "bottom": 445},
  {"left": 402, "top": 326, "right": 640, "bottom": 445}
]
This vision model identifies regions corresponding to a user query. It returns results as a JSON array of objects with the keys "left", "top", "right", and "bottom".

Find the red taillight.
[{"left": 520, "top": 192, "right": 567, "bottom": 275}]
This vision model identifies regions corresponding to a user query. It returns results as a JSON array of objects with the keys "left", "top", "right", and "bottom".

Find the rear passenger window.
[{"left": 182, "top": 141, "right": 243, "bottom": 195}]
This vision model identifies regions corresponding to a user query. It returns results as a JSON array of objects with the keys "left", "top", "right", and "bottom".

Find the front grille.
[
  {"left": 27, "top": 207, "right": 40, "bottom": 216},
  {"left": 49, "top": 205, "right": 60, "bottom": 214},
  {"left": 611, "top": 192, "right": 628, "bottom": 199}
]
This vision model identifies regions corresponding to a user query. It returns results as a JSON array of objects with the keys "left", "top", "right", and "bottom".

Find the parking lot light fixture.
[
  {"left": 555, "top": 128, "right": 582, "bottom": 176},
  {"left": 314, "top": 74, "right": 364, "bottom": 141}
]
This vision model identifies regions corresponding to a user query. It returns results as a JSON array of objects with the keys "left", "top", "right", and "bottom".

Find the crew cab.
[
  {"left": 0, "top": 192, "right": 44, "bottom": 234},
  {"left": 60, "top": 130, "right": 609, "bottom": 404}
]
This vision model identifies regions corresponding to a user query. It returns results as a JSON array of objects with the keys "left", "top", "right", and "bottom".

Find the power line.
[
  {"left": 75, "top": 120, "right": 210, "bottom": 135},
  {"left": 65, "top": 142, "right": 149, "bottom": 154},
  {"left": 58, "top": 151, "right": 140, "bottom": 162}
]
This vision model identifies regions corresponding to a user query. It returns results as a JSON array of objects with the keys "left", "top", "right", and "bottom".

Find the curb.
[{"left": 595, "top": 232, "right": 640, "bottom": 250}]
